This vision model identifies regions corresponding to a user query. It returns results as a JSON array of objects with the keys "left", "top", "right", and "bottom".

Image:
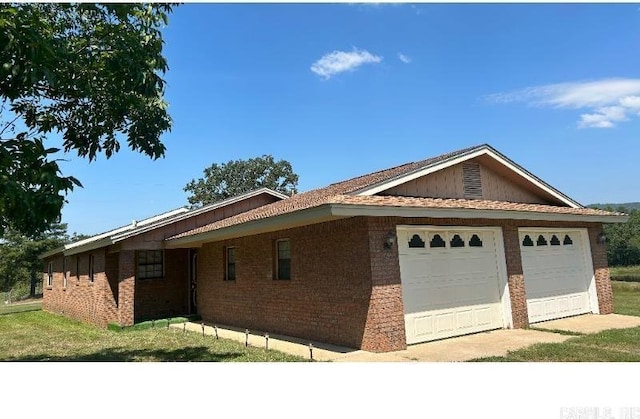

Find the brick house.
[{"left": 42, "top": 144, "right": 627, "bottom": 353}]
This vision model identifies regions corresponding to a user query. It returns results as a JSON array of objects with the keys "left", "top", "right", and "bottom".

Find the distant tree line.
[
  {"left": 0, "top": 223, "right": 87, "bottom": 300},
  {"left": 601, "top": 207, "right": 640, "bottom": 266}
]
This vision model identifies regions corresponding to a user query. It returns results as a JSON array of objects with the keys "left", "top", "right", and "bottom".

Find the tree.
[
  {"left": 0, "top": 3, "right": 175, "bottom": 238},
  {"left": 603, "top": 208, "right": 640, "bottom": 266},
  {"left": 184, "top": 155, "right": 299, "bottom": 207},
  {"left": 0, "top": 223, "right": 69, "bottom": 298}
]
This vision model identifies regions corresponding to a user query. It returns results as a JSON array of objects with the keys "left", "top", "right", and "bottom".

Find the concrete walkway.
[
  {"left": 174, "top": 314, "right": 640, "bottom": 362},
  {"left": 172, "top": 322, "right": 569, "bottom": 362},
  {"left": 532, "top": 313, "right": 640, "bottom": 334}
]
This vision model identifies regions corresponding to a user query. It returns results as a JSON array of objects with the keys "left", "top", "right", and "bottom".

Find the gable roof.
[
  {"left": 39, "top": 188, "right": 288, "bottom": 259},
  {"left": 166, "top": 145, "right": 627, "bottom": 247}
]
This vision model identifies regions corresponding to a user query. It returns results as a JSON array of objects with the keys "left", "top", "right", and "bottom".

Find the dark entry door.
[{"left": 189, "top": 250, "right": 198, "bottom": 315}]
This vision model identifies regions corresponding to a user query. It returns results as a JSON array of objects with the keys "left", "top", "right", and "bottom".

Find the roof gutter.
[
  {"left": 165, "top": 202, "right": 627, "bottom": 248},
  {"left": 329, "top": 203, "right": 629, "bottom": 224}
]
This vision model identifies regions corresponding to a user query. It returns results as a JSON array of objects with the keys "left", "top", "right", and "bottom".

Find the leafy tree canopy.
[
  {"left": 184, "top": 155, "right": 299, "bottom": 207},
  {"left": 0, "top": 3, "right": 175, "bottom": 238},
  {"left": 603, "top": 208, "right": 640, "bottom": 266},
  {"left": 0, "top": 222, "right": 69, "bottom": 295}
]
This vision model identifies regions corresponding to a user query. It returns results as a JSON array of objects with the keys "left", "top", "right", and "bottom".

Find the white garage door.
[
  {"left": 398, "top": 227, "right": 510, "bottom": 345},
  {"left": 519, "top": 228, "right": 598, "bottom": 323}
]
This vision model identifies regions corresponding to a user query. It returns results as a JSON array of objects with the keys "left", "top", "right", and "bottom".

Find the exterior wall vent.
[{"left": 463, "top": 162, "right": 483, "bottom": 199}]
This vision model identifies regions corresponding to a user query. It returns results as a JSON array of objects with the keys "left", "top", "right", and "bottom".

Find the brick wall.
[
  {"left": 197, "top": 217, "right": 373, "bottom": 350},
  {"left": 42, "top": 250, "right": 118, "bottom": 327},
  {"left": 588, "top": 224, "right": 613, "bottom": 314},
  {"left": 134, "top": 248, "right": 189, "bottom": 321}
]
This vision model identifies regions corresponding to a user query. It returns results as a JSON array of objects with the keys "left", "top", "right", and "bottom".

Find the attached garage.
[
  {"left": 397, "top": 226, "right": 512, "bottom": 344},
  {"left": 520, "top": 228, "right": 599, "bottom": 323}
]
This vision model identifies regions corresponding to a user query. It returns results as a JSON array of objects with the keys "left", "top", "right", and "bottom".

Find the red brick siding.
[
  {"left": 118, "top": 250, "right": 135, "bottom": 326},
  {"left": 134, "top": 248, "right": 189, "bottom": 321},
  {"left": 588, "top": 224, "right": 613, "bottom": 314},
  {"left": 197, "top": 217, "right": 373, "bottom": 349},
  {"left": 361, "top": 218, "right": 407, "bottom": 352},
  {"left": 502, "top": 225, "right": 528, "bottom": 328},
  {"left": 42, "top": 250, "right": 118, "bottom": 327}
]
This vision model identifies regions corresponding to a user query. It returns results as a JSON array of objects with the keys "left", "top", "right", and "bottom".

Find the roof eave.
[
  {"left": 165, "top": 205, "right": 338, "bottom": 248},
  {"left": 329, "top": 203, "right": 629, "bottom": 224}
]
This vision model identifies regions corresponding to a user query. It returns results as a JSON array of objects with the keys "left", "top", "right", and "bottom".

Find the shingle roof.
[
  {"left": 168, "top": 145, "right": 483, "bottom": 239},
  {"left": 168, "top": 144, "right": 623, "bottom": 242},
  {"left": 328, "top": 195, "right": 625, "bottom": 217}
]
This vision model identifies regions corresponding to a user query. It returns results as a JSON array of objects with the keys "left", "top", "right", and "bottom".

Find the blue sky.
[{"left": 58, "top": 3, "right": 640, "bottom": 235}]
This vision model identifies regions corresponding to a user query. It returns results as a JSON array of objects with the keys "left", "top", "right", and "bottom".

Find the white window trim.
[
  {"left": 47, "top": 262, "right": 53, "bottom": 287},
  {"left": 63, "top": 257, "right": 68, "bottom": 288}
]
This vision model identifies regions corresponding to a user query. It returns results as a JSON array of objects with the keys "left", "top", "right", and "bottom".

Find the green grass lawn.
[
  {"left": 612, "top": 280, "right": 640, "bottom": 317},
  {"left": 0, "top": 310, "right": 304, "bottom": 362},
  {"left": 609, "top": 265, "right": 640, "bottom": 282},
  {"left": 471, "top": 280, "right": 640, "bottom": 362},
  {"left": 0, "top": 301, "right": 42, "bottom": 315}
]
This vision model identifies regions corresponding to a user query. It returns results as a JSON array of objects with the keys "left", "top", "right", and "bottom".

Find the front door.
[{"left": 189, "top": 250, "right": 198, "bottom": 315}]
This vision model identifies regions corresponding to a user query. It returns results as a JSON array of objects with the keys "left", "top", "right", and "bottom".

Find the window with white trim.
[
  {"left": 137, "top": 250, "right": 164, "bottom": 280},
  {"left": 275, "top": 239, "right": 291, "bottom": 280},
  {"left": 225, "top": 247, "right": 236, "bottom": 281}
]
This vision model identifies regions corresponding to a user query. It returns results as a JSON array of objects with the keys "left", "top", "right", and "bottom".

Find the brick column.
[
  {"left": 588, "top": 225, "right": 613, "bottom": 314},
  {"left": 118, "top": 250, "right": 136, "bottom": 326},
  {"left": 502, "top": 226, "right": 529, "bottom": 328},
  {"left": 361, "top": 218, "right": 407, "bottom": 353}
]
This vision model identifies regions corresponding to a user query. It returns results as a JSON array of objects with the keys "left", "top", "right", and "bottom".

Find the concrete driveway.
[
  {"left": 181, "top": 313, "right": 640, "bottom": 362},
  {"left": 532, "top": 313, "right": 640, "bottom": 334},
  {"left": 331, "top": 328, "right": 571, "bottom": 362}
]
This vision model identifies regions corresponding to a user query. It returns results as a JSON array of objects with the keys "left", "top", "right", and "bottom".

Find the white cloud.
[
  {"left": 398, "top": 53, "right": 411, "bottom": 64},
  {"left": 310, "top": 48, "right": 382, "bottom": 80},
  {"left": 486, "top": 78, "right": 640, "bottom": 128}
]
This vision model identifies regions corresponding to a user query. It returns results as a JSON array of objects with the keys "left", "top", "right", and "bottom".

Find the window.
[
  {"left": 137, "top": 250, "right": 163, "bottom": 280},
  {"left": 408, "top": 234, "right": 425, "bottom": 248},
  {"left": 76, "top": 256, "right": 80, "bottom": 283},
  {"left": 550, "top": 235, "right": 561, "bottom": 246},
  {"left": 450, "top": 234, "right": 465, "bottom": 248},
  {"left": 275, "top": 239, "right": 291, "bottom": 280},
  {"left": 47, "top": 262, "right": 53, "bottom": 287},
  {"left": 469, "top": 234, "right": 483, "bottom": 247},
  {"left": 563, "top": 235, "right": 573, "bottom": 245},
  {"left": 225, "top": 247, "right": 236, "bottom": 281},
  {"left": 429, "top": 234, "right": 446, "bottom": 248},
  {"left": 63, "top": 257, "right": 68, "bottom": 288},
  {"left": 89, "top": 254, "right": 95, "bottom": 282},
  {"left": 536, "top": 235, "right": 548, "bottom": 246},
  {"left": 522, "top": 235, "right": 534, "bottom": 247}
]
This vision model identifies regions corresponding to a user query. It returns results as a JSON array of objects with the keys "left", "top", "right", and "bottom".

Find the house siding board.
[
  {"left": 134, "top": 248, "right": 189, "bottom": 321},
  {"left": 479, "top": 163, "right": 549, "bottom": 204},
  {"left": 197, "top": 217, "right": 373, "bottom": 350},
  {"left": 380, "top": 160, "right": 555, "bottom": 205}
]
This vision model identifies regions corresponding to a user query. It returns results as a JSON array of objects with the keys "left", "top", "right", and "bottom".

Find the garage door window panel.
[
  {"left": 450, "top": 234, "right": 465, "bottom": 248},
  {"left": 536, "top": 235, "right": 548, "bottom": 246},
  {"left": 408, "top": 234, "right": 425, "bottom": 248},
  {"left": 563, "top": 235, "right": 573, "bottom": 245},
  {"left": 550, "top": 235, "right": 561, "bottom": 246},
  {"left": 469, "top": 234, "right": 483, "bottom": 247},
  {"left": 430, "top": 234, "right": 446, "bottom": 248},
  {"left": 522, "top": 235, "right": 534, "bottom": 247}
]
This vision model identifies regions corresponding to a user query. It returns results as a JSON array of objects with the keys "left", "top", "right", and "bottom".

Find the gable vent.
[{"left": 463, "top": 162, "right": 483, "bottom": 199}]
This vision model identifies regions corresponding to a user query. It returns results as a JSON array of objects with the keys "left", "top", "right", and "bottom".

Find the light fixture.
[
  {"left": 383, "top": 231, "right": 396, "bottom": 249},
  {"left": 597, "top": 231, "right": 606, "bottom": 244}
]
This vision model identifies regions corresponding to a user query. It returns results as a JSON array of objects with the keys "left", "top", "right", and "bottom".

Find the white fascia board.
[
  {"left": 112, "top": 188, "right": 288, "bottom": 243},
  {"left": 355, "top": 147, "right": 581, "bottom": 209},
  {"left": 329, "top": 204, "right": 629, "bottom": 224},
  {"left": 165, "top": 205, "right": 337, "bottom": 248}
]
